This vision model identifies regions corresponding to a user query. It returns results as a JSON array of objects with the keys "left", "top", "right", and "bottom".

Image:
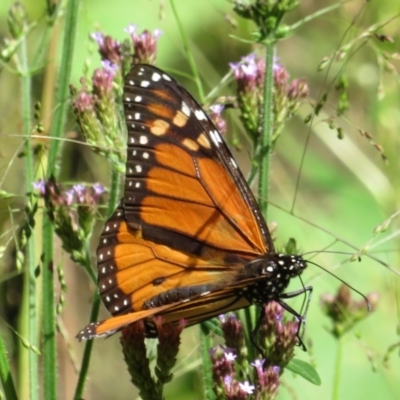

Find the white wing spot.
[
  {"left": 182, "top": 101, "right": 191, "bottom": 117},
  {"left": 99, "top": 253, "right": 104, "bottom": 260},
  {"left": 140, "top": 80, "right": 150, "bottom": 87},
  {"left": 162, "top": 74, "right": 171, "bottom": 81},
  {"left": 152, "top": 72, "right": 161, "bottom": 81},
  {"left": 195, "top": 110, "right": 206, "bottom": 120},
  {"left": 130, "top": 137, "right": 135, "bottom": 143},
  {"left": 210, "top": 130, "right": 222, "bottom": 147},
  {"left": 128, "top": 80, "right": 134, "bottom": 85},
  {"left": 139, "top": 135, "right": 148, "bottom": 145},
  {"left": 143, "top": 152, "right": 149, "bottom": 159},
  {"left": 135, "top": 165, "right": 142, "bottom": 173},
  {"left": 135, "top": 182, "right": 141, "bottom": 188},
  {"left": 114, "top": 306, "right": 119, "bottom": 311},
  {"left": 125, "top": 97, "right": 131, "bottom": 102},
  {"left": 134, "top": 112, "right": 140, "bottom": 120},
  {"left": 134, "top": 95, "right": 142, "bottom": 102},
  {"left": 230, "top": 158, "right": 238, "bottom": 169}
]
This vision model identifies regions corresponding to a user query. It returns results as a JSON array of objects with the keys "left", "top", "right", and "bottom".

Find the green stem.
[
  {"left": 42, "top": 218, "right": 56, "bottom": 399},
  {"left": 169, "top": 0, "right": 205, "bottom": 102},
  {"left": 0, "top": 333, "right": 18, "bottom": 400},
  {"left": 107, "top": 167, "right": 121, "bottom": 216},
  {"left": 332, "top": 338, "right": 343, "bottom": 400},
  {"left": 257, "top": 43, "right": 275, "bottom": 219},
  {"left": 73, "top": 291, "right": 101, "bottom": 400},
  {"left": 200, "top": 324, "right": 216, "bottom": 400},
  {"left": 17, "top": 25, "right": 39, "bottom": 400},
  {"left": 42, "top": 1, "right": 80, "bottom": 398},
  {"left": 242, "top": 307, "right": 256, "bottom": 361},
  {"left": 46, "top": 0, "right": 80, "bottom": 173}
]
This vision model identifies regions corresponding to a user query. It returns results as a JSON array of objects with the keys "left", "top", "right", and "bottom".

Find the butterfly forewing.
[{"left": 122, "top": 65, "right": 272, "bottom": 255}]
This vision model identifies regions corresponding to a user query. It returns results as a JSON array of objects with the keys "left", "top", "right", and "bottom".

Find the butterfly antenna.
[{"left": 306, "top": 259, "right": 372, "bottom": 311}]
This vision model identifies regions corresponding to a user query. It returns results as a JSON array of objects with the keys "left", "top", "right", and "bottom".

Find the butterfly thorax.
[{"left": 239, "top": 254, "right": 307, "bottom": 306}]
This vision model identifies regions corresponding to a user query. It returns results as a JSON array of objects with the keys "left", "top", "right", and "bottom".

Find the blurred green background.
[{"left": 0, "top": 0, "right": 399, "bottom": 399}]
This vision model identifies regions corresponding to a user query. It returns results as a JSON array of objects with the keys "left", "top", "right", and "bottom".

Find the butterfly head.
[{"left": 240, "top": 254, "right": 307, "bottom": 305}]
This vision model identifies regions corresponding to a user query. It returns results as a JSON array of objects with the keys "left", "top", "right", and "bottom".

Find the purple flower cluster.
[
  {"left": 71, "top": 25, "right": 163, "bottom": 173},
  {"left": 125, "top": 24, "right": 162, "bottom": 65},
  {"left": 210, "top": 346, "right": 255, "bottom": 399},
  {"left": 230, "top": 53, "right": 309, "bottom": 145},
  {"left": 209, "top": 303, "right": 299, "bottom": 399},
  {"left": 33, "top": 178, "right": 104, "bottom": 266},
  {"left": 321, "top": 284, "right": 378, "bottom": 338},
  {"left": 120, "top": 317, "right": 187, "bottom": 399}
]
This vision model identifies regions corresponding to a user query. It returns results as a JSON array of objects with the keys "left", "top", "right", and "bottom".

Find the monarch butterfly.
[{"left": 76, "top": 64, "right": 308, "bottom": 342}]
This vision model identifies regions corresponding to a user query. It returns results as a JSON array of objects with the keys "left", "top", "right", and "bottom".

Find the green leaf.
[{"left": 286, "top": 358, "right": 321, "bottom": 385}]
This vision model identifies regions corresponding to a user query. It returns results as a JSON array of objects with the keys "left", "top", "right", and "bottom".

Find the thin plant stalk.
[
  {"left": 258, "top": 42, "right": 275, "bottom": 220},
  {"left": 16, "top": 24, "right": 39, "bottom": 400},
  {"left": 42, "top": 0, "right": 80, "bottom": 398}
]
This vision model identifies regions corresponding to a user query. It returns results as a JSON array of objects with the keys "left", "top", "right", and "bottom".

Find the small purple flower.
[
  {"left": 92, "top": 183, "right": 105, "bottom": 196},
  {"left": 229, "top": 53, "right": 263, "bottom": 87},
  {"left": 223, "top": 375, "right": 233, "bottom": 391},
  {"left": 64, "top": 189, "right": 75, "bottom": 206},
  {"left": 90, "top": 32, "right": 121, "bottom": 65},
  {"left": 73, "top": 90, "right": 95, "bottom": 113},
  {"left": 32, "top": 179, "right": 46, "bottom": 195},
  {"left": 92, "top": 62, "right": 118, "bottom": 96},
  {"left": 239, "top": 381, "right": 255, "bottom": 394},
  {"left": 102, "top": 60, "right": 118, "bottom": 75},
  {"left": 251, "top": 358, "right": 265, "bottom": 371},
  {"left": 124, "top": 23, "right": 137, "bottom": 36},
  {"left": 224, "top": 352, "right": 237, "bottom": 362},
  {"left": 209, "top": 103, "right": 227, "bottom": 135},
  {"left": 90, "top": 32, "right": 104, "bottom": 46},
  {"left": 210, "top": 104, "right": 224, "bottom": 114},
  {"left": 72, "top": 184, "right": 86, "bottom": 203}
]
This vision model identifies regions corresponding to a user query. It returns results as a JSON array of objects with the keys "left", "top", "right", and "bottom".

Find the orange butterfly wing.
[{"left": 77, "top": 64, "right": 305, "bottom": 341}]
